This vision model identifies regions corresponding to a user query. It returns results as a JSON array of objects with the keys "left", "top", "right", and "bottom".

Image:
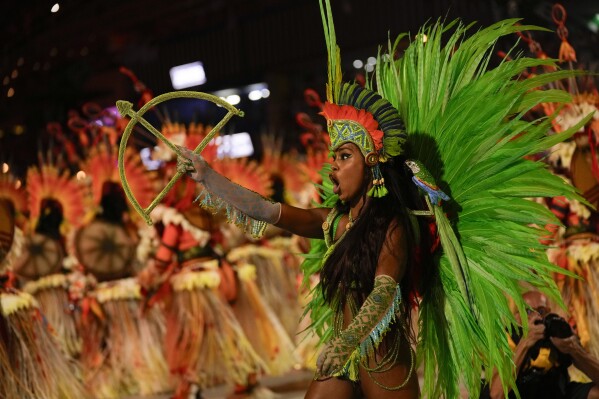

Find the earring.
[{"left": 367, "top": 164, "right": 388, "bottom": 198}]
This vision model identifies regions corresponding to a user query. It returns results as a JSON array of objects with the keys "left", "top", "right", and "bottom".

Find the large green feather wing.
[{"left": 374, "top": 19, "right": 592, "bottom": 398}]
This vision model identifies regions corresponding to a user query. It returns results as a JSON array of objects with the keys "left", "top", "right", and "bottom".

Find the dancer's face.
[{"left": 329, "top": 143, "right": 369, "bottom": 203}]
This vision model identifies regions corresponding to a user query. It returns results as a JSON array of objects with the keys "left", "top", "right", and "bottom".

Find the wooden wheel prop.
[
  {"left": 14, "top": 233, "right": 64, "bottom": 279},
  {"left": 74, "top": 220, "right": 137, "bottom": 281},
  {"left": 117, "top": 91, "right": 244, "bottom": 225}
]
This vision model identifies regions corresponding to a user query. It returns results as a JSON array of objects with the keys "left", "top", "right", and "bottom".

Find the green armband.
[
  {"left": 340, "top": 274, "right": 400, "bottom": 350},
  {"left": 316, "top": 274, "right": 402, "bottom": 379}
]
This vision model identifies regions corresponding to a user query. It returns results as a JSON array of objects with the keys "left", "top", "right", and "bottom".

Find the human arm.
[
  {"left": 488, "top": 316, "right": 545, "bottom": 399},
  {"left": 177, "top": 146, "right": 328, "bottom": 238},
  {"left": 551, "top": 335, "right": 599, "bottom": 385},
  {"left": 138, "top": 223, "right": 179, "bottom": 288},
  {"left": 316, "top": 221, "right": 407, "bottom": 377}
]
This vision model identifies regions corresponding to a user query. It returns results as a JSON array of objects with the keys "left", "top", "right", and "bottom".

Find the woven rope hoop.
[{"left": 117, "top": 91, "right": 244, "bottom": 225}]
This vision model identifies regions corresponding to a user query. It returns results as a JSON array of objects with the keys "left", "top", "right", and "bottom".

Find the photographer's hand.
[
  {"left": 521, "top": 317, "right": 545, "bottom": 350},
  {"left": 514, "top": 317, "right": 545, "bottom": 377},
  {"left": 552, "top": 335, "right": 599, "bottom": 388},
  {"left": 550, "top": 335, "right": 580, "bottom": 356},
  {"left": 489, "top": 317, "right": 546, "bottom": 399}
]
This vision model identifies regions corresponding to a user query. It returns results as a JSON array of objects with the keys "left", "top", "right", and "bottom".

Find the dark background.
[{"left": 1, "top": 0, "right": 598, "bottom": 176}]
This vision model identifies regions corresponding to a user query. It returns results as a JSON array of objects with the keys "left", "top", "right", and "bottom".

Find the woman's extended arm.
[
  {"left": 178, "top": 147, "right": 328, "bottom": 238},
  {"left": 276, "top": 204, "right": 329, "bottom": 239}
]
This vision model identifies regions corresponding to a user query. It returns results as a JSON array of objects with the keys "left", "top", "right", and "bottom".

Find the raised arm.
[{"left": 178, "top": 146, "right": 328, "bottom": 238}]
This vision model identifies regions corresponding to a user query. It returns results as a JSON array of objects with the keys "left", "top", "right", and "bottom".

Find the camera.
[
  {"left": 538, "top": 313, "right": 573, "bottom": 339},
  {"left": 527, "top": 313, "right": 573, "bottom": 370}
]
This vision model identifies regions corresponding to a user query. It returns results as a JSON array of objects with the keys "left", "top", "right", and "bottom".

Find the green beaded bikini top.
[{"left": 321, "top": 207, "right": 352, "bottom": 265}]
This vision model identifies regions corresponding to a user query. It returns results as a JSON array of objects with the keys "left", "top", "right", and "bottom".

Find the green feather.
[
  {"left": 375, "top": 18, "right": 592, "bottom": 398},
  {"left": 319, "top": 0, "right": 341, "bottom": 103}
]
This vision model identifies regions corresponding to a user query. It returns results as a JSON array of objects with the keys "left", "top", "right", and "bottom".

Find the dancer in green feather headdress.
[{"left": 173, "top": 2, "right": 591, "bottom": 398}]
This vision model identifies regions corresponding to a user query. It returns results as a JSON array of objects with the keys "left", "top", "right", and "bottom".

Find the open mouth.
[{"left": 329, "top": 174, "right": 340, "bottom": 194}]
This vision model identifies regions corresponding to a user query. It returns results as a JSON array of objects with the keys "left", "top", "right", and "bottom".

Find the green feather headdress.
[{"left": 319, "top": 0, "right": 407, "bottom": 169}]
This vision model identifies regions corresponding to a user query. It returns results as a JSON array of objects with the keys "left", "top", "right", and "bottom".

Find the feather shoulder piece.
[{"left": 374, "top": 19, "right": 592, "bottom": 398}]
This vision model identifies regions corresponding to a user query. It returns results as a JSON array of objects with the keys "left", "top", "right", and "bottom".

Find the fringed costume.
[
  {"left": 74, "top": 142, "right": 171, "bottom": 398},
  {"left": 150, "top": 204, "right": 267, "bottom": 397},
  {"left": 1, "top": 176, "right": 88, "bottom": 397},
  {"left": 87, "top": 278, "right": 170, "bottom": 397},
  {"left": 15, "top": 163, "right": 88, "bottom": 359},
  {"left": 0, "top": 291, "right": 89, "bottom": 399},
  {"left": 227, "top": 244, "right": 302, "bottom": 339},
  {"left": 230, "top": 261, "right": 299, "bottom": 375},
  {"left": 140, "top": 122, "right": 274, "bottom": 397}
]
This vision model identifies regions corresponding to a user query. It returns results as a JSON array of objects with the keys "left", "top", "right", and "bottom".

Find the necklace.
[{"left": 346, "top": 210, "right": 355, "bottom": 230}]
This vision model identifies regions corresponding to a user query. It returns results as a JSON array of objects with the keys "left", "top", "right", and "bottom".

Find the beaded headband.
[{"left": 320, "top": 1, "right": 406, "bottom": 197}]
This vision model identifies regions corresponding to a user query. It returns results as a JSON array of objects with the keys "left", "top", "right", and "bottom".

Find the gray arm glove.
[{"left": 177, "top": 146, "right": 281, "bottom": 236}]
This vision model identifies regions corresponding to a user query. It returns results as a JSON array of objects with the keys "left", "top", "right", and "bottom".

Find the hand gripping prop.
[{"left": 117, "top": 91, "right": 244, "bottom": 225}]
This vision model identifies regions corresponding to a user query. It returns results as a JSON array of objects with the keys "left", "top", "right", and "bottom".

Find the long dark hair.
[{"left": 319, "top": 155, "right": 433, "bottom": 334}]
